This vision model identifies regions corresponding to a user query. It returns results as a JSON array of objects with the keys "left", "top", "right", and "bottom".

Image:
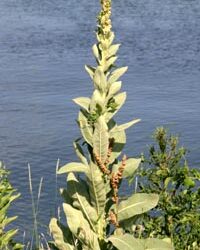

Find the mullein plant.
[{"left": 49, "top": 1, "right": 174, "bottom": 249}]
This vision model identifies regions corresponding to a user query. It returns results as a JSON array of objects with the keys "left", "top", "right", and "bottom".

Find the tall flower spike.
[{"left": 98, "top": 0, "right": 112, "bottom": 37}]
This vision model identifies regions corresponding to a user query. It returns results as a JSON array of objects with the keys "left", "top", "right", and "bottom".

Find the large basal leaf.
[
  {"left": 49, "top": 218, "right": 74, "bottom": 250},
  {"left": 87, "top": 161, "right": 106, "bottom": 216},
  {"left": 117, "top": 193, "right": 159, "bottom": 222},
  {"left": 109, "top": 234, "right": 143, "bottom": 250},
  {"left": 111, "top": 119, "right": 141, "bottom": 133},
  {"left": 58, "top": 162, "right": 88, "bottom": 175},
  {"left": 78, "top": 110, "right": 93, "bottom": 146},
  {"left": 67, "top": 173, "right": 98, "bottom": 230},
  {"left": 108, "top": 66, "right": 128, "bottom": 85},
  {"left": 73, "top": 97, "right": 91, "bottom": 112},
  {"left": 63, "top": 204, "right": 101, "bottom": 250},
  {"left": 93, "top": 116, "right": 109, "bottom": 163}
]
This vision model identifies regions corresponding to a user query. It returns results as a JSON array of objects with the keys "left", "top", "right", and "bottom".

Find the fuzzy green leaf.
[
  {"left": 113, "top": 91, "right": 126, "bottom": 110},
  {"left": 78, "top": 110, "right": 93, "bottom": 146},
  {"left": 107, "top": 81, "right": 122, "bottom": 98},
  {"left": 63, "top": 204, "right": 101, "bottom": 250},
  {"left": 111, "top": 119, "right": 141, "bottom": 133},
  {"left": 73, "top": 97, "right": 91, "bottom": 112},
  {"left": 63, "top": 203, "right": 90, "bottom": 236},
  {"left": 108, "top": 67, "right": 128, "bottom": 85},
  {"left": 109, "top": 234, "right": 174, "bottom": 250},
  {"left": 58, "top": 162, "right": 88, "bottom": 174},
  {"left": 117, "top": 193, "right": 159, "bottom": 222},
  {"left": 85, "top": 65, "right": 96, "bottom": 80},
  {"left": 108, "top": 44, "right": 120, "bottom": 58},
  {"left": 106, "top": 56, "right": 118, "bottom": 70},
  {"left": 90, "top": 89, "right": 105, "bottom": 112},
  {"left": 92, "top": 44, "right": 100, "bottom": 60},
  {"left": 105, "top": 92, "right": 127, "bottom": 121},
  {"left": 141, "top": 238, "right": 174, "bottom": 250},
  {"left": 49, "top": 218, "right": 74, "bottom": 250},
  {"left": 108, "top": 32, "right": 115, "bottom": 46},
  {"left": 109, "top": 234, "right": 143, "bottom": 250},
  {"left": 93, "top": 116, "right": 109, "bottom": 163},
  {"left": 93, "top": 66, "right": 107, "bottom": 92},
  {"left": 109, "top": 129, "right": 126, "bottom": 164},
  {"left": 67, "top": 173, "right": 98, "bottom": 230},
  {"left": 73, "top": 141, "right": 88, "bottom": 165},
  {"left": 87, "top": 161, "right": 106, "bottom": 216},
  {"left": 114, "top": 158, "right": 141, "bottom": 178},
  {"left": 123, "top": 158, "right": 141, "bottom": 178}
]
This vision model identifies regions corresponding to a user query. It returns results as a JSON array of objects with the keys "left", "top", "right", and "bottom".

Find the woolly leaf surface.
[
  {"left": 93, "top": 116, "right": 109, "bottom": 163},
  {"left": 78, "top": 110, "right": 93, "bottom": 146},
  {"left": 87, "top": 161, "right": 106, "bottom": 217},
  {"left": 58, "top": 162, "right": 88, "bottom": 175},
  {"left": 108, "top": 67, "right": 128, "bottom": 85},
  {"left": 73, "top": 97, "right": 91, "bottom": 112},
  {"left": 117, "top": 193, "right": 159, "bottom": 222},
  {"left": 67, "top": 173, "right": 98, "bottom": 229}
]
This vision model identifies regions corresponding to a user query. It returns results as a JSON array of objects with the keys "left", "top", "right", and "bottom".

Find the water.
[{"left": 0, "top": 0, "right": 200, "bottom": 239}]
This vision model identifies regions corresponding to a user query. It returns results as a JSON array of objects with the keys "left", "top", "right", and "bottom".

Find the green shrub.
[
  {"left": 49, "top": 1, "right": 174, "bottom": 249},
  {"left": 137, "top": 127, "right": 200, "bottom": 250},
  {"left": 0, "top": 161, "right": 23, "bottom": 250}
]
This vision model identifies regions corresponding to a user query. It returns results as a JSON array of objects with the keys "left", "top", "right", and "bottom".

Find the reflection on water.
[{"left": 0, "top": 0, "right": 200, "bottom": 237}]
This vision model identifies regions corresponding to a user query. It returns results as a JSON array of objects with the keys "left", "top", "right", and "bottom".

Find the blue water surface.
[{"left": 0, "top": 0, "right": 200, "bottom": 239}]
